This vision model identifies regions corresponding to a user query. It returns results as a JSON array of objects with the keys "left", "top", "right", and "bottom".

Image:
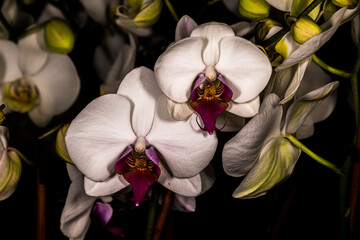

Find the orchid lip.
[
  {"left": 114, "top": 145, "right": 160, "bottom": 205},
  {"left": 190, "top": 71, "right": 233, "bottom": 134}
]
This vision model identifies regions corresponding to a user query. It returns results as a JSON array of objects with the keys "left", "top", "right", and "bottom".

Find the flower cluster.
[{"left": 0, "top": 0, "right": 359, "bottom": 239}]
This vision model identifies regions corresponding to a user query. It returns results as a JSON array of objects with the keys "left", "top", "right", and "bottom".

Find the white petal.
[
  {"left": 295, "top": 117, "right": 315, "bottom": 140},
  {"left": 277, "top": 7, "right": 347, "bottom": 70},
  {"left": 147, "top": 95, "right": 218, "bottom": 178},
  {"left": 175, "top": 15, "right": 197, "bottom": 42},
  {"left": 352, "top": 14, "right": 360, "bottom": 48},
  {"left": 217, "top": 111, "right": 245, "bottom": 132},
  {"left": 296, "top": 62, "right": 336, "bottom": 124},
  {"left": 0, "top": 40, "right": 22, "bottom": 83},
  {"left": 29, "top": 53, "right": 80, "bottom": 127},
  {"left": 341, "top": 3, "right": 360, "bottom": 24},
  {"left": 18, "top": 30, "right": 49, "bottom": 75},
  {"left": 190, "top": 22, "right": 235, "bottom": 65},
  {"left": 216, "top": 36, "right": 272, "bottom": 103},
  {"left": 79, "top": 0, "right": 114, "bottom": 25},
  {"left": 66, "top": 94, "right": 136, "bottom": 181},
  {"left": 117, "top": 67, "right": 162, "bottom": 137},
  {"left": 230, "top": 21, "right": 256, "bottom": 37},
  {"left": 166, "top": 97, "right": 194, "bottom": 121},
  {"left": 232, "top": 137, "right": 300, "bottom": 198},
  {"left": 222, "top": 0, "right": 242, "bottom": 17},
  {"left": 170, "top": 195, "right": 196, "bottom": 212},
  {"left": 84, "top": 174, "right": 129, "bottom": 197},
  {"left": 227, "top": 96, "right": 260, "bottom": 118},
  {"left": 60, "top": 165, "right": 96, "bottom": 240},
  {"left": 154, "top": 37, "right": 205, "bottom": 102},
  {"left": 284, "top": 81, "right": 339, "bottom": 134},
  {"left": 265, "top": 0, "right": 292, "bottom": 11},
  {"left": 222, "top": 94, "right": 282, "bottom": 177},
  {"left": 37, "top": 3, "right": 65, "bottom": 22}
]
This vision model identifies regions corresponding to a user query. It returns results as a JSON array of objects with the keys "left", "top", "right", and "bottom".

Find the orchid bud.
[
  {"left": 291, "top": 15, "right": 322, "bottom": 44},
  {"left": 0, "top": 127, "right": 22, "bottom": 201},
  {"left": 44, "top": 18, "right": 75, "bottom": 54},
  {"left": 133, "top": 0, "right": 162, "bottom": 28},
  {"left": 0, "top": 105, "right": 5, "bottom": 124},
  {"left": 56, "top": 124, "right": 73, "bottom": 164},
  {"left": 238, "top": 0, "right": 271, "bottom": 21},
  {"left": 255, "top": 19, "right": 282, "bottom": 42},
  {"left": 291, "top": 0, "right": 321, "bottom": 20},
  {"left": 331, "top": 0, "right": 358, "bottom": 8}
]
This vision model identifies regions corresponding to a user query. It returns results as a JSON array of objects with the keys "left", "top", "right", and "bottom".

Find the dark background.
[{"left": 0, "top": 0, "right": 358, "bottom": 239}]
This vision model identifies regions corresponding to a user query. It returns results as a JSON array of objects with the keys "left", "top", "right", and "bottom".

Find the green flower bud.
[
  {"left": 133, "top": 0, "right": 162, "bottom": 28},
  {"left": 0, "top": 104, "right": 5, "bottom": 124},
  {"left": 323, "top": 1, "right": 339, "bottom": 21},
  {"left": 291, "top": 15, "right": 322, "bottom": 44},
  {"left": 44, "top": 18, "right": 75, "bottom": 54},
  {"left": 332, "top": 0, "right": 358, "bottom": 8},
  {"left": 238, "top": 0, "right": 271, "bottom": 21},
  {"left": 56, "top": 124, "right": 73, "bottom": 164},
  {"left": 255, "top": 19, "right": 282, "bottom": 42}
]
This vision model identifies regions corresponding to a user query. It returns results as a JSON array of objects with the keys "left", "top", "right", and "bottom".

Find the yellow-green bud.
[
  {"left": 133, "top": 0, "right": 162, "bottom": 28},
  {"left": 55, "top": 124, "right": 73, "bottom": 164},
  {"left": 0, "top": 105, "right": 5, "bottom": 124},
  {"left": 255, "top": 19, "right": 282, "bottom": 42},
  {"left": 331, "top": 0, "right": 358, "bottom": 8},
  {"left": 291, "top": 0, "right": 321, "bottom": 20},
  {"left": 238, "top": 0, "right": 271, "bottom": 21},
  {"left": 44, "top": 18, "right": 75, "bottom": 54},
  {"left": 291, "top": 15, "right": 322, "bottom": 44}
]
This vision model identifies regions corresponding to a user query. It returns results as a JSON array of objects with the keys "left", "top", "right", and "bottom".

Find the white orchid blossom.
[
  {"left": 154, "top": 18, "right": 272, "bottom": 134},
  {"left": 222, "top": 80, "right": 339, "bottom": 198},
  {"left": 0, "top": 126, "right": 22, "bottom": 201},
  {"left": 0, "top": 39, "right": 80, "bottom": 127},
  {"left": 65, "top": 67, "right": 217, "bottom": 205}
]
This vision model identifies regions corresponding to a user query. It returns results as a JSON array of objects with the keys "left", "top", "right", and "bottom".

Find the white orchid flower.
[
  {"left": 65, "top": 67, "right": 217, "bottom": 205},
  {"left": 0, "top": 39, "right": 80, "bottom": 127},
  {"left": 0, "top": 126, "right": 22, "bottom": 201},
  {"left": 154, "top": 19, "right": 272, "bottom": 134},
  {"left": 222, "top": 81, "right": 339, "bottom": 198},
  {"left": 61, "top": 164, "right": 124, "bottom": 240}
]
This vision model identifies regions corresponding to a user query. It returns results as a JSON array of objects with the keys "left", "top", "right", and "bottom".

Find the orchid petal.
[
  {"left": 191, "top": 22, "right": 235, "bottom": 65},
  {"left": 117, "top": 67, "right": 162, "bottom": 137},
  {"left": 79, "top": 0, "right": 113, "bottom": 25},
  {"left": 277, "top": 7, "right": 347, "bottom": 70},
  {"left": 0, "top": 150, "right": 22, "bottom": 201},
  {"left": 341, "top": 2, "right": 360, "bottom": 24},
  {"left": 66, "top": 94, "right": 136, "bottom": 181},
  {"left": 171, "top": 195, "right": 196, "bottom": 212},
  {"left": 265, "top": 0, "right": 292, "bottom": 12},
  {"left": 154, "top": 37, "right": 205, "bottom": 102},
  {"left": 29, "top": 53, "right": 80, "bottom": 127},
  {"left": 232, "top": 137, "right": 300, "bottom": 198},
  {"left": 265, "top": 57, "right": 311, "bottom": 103},
  {"left": 0, "top": 40, "right": 22, "bottom": 83},
  {"left": 84, "top": 175, "right": 129, "bottom": 197},
  {"left": 166, "top": 98, "right": 194, "bottom": 121},
  {"left": 295, "top": 117, "right": 315, "bottom": 140},
  {"left": 17, "top": 31, "right": 49, "bottom": 75},
  {"left": 217, "top": 111, "right": 245, "bottom": 132},
  {"left": 284, "top": 81, "right": 339, "bottom": 134},
  {"left": 222, "top": 0, "right": 242, "bottom": 17},
  {"left": 230, "top": 21, "right": 256, "bottom": 37},
  {"left": 92, "top": 202, "right": 113, "bottom": 225},
  {"left": 37, "top": 3, "right": 65, "bottom": 22},
  {"left": 175, "top": 15, "right": 197, "bottom": 42},
  {"left": 60, "top": 165, "right": 96, "bottom": 240},
  {"left": 296, "top": 62, "right": 336, "bottom": 124},
  {"left": 216, "top": 36, "right": 272, "bottom": 103},
  {"left": 158, "top": 164, "right": 207, "bottom": 197},
  {"left": 227, "top": 96, "right": 260, "bottom": 118},
  {"left": 352, "top": 14, "right": 360, "bottom": 48},
  {"left": 147, "top": 95, "right": 217, "bottom": 178},
  {"left": 222, "top": 94, "right": 282, "bottom": 177}
]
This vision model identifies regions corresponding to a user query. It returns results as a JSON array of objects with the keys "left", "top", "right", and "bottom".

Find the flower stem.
[
  {"left": 152, "top": 189, "right": 174, "bottom": 240},
  {"left": 312, "top": 54, "right": 352, "bottom": 78},
  {"left": 144, "top": 185, "right": 161, "bottom": 240},
  {"left": 350, "top": 51, "right": 360, "bottom": 131},
  {"left": 164, "top": 0, "right": 180, "bottom": 22},
  {"left": 284, "top": 133, "right": 343, "bottom": 175},
  {"left": 37, "top": 169, "right": 46, "bottom": 240}
]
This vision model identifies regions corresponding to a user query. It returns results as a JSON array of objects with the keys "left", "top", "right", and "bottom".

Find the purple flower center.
[
  {"left": 114, "top": 146, "right": 161, "bottom": 206},
  {"left": 190, "top": 73, "right": 233, "bottom": 134}
]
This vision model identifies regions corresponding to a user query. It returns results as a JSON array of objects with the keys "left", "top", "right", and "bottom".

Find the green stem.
[
  {"left": 144, "top": 185, "right": 161, "bottom": 240},
  {"left": 350, "top": 51, "right": 360, "bottom": 132},
  {"left": 164, "top": 0, "right": 179, "bottom": 22},
  {"left": 284, "top": 133, "right": 343, "bottom": 175},
  {"left": 312, "top": 54, "right": 352, "bottom": 78}
]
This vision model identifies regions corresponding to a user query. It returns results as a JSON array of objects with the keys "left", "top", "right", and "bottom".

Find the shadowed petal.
[
  {"left": 0, "top": 40, "right": 22, "bottom": 83},
  {"left": 222, "top": 94, "right": 282, "bottom": 177},
  {"left": 84, "top": 174, "right": 129, "bottom": 197},
  {"left": 175, "top": 15, "right": 197, "bottom": 41},
  {"left": 227, "top": 96, "right": 260, "bottom": 118}
]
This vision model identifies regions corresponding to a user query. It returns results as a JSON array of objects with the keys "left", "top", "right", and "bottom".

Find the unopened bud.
[
  {"left": 56, "top": 124, "right": 73, "bottom": 164},
  {"left": 238, "top": 0, "right": 271, "bottom": 21},
  {"left": 44, "top": 18, "right": 75, "bottom": 54},
  {"left": 332, "top": 0, "right": 358, "bottom": 8},
  {"left": 133, "top": 0, "right": 162, "bottom": 28},
  {"left": 291, "top": 15, "right": 322, "bottom": 44}
]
